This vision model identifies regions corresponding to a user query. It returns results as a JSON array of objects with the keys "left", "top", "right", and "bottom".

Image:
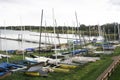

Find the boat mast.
[
  {"left": 52, "top": 9, "right": 58, "bottom": 65},
  {"left": 117, "top": 23, "right": 120, "bottom": 43},
  {"left": 20, "top": 17, "right": 23, "bottom": 60},
  {"left": 0, "top": 27, "right": 1, "bottom": 52},
  {"left": 75, "top": 11, "right": 78, "bottom": 44},
  {"left": 88, "top": 25, "right": 91, "bottom": 43},
  {"left": 72, "top": 22, "right": 75, "bottom": 56},
  {"left": 19, "top": 16, "right": 23, "bottom": 32},
  {"left": 103, "top": 27, "right": 108, "bottom": 42},
  {"left": 98, "top": 24, "right": 102, "bottom": 36},
  {"left": 114, "top": 23, "right": 116, "bottom": 41},
  {"left": 55, "top": 19, "right": 61, "bottom": 48},
  {"left": 67, "top": 25, "right": 71, "bottom": 52},
  {"left": 62, "top": 23, "right": 65, "bottom": 34},
  {"left": 39, "top": 9, "right": 43, "bottom": 54},
  {"left": 19, "top": 16, "right": 25, "bottom": 60},
  {"left": 75, "top": 11, "right": 82, "bottom": 48},
  {"left": 4, "top": 21, "right": 9, "bottom": 62},
  {"left": 44, "top": 20, "right": 47, "bottom": 48},
  {"left": 46, "top": 27, "right": 51, "bottom": 45},
  {"left": 108, "top": 29, "right": 110, "bottom": 41}
]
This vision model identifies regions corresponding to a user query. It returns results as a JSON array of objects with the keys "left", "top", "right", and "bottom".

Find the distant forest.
[{"left": 0, "top": 23, "right": 119, "bottom": 40}]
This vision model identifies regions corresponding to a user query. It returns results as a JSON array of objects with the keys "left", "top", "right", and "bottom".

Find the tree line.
[{"left": 0, "top": 22, "right": 119, "bottom": 36}]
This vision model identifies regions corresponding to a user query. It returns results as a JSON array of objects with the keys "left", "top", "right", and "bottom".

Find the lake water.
[
  {"left": 0, "top": 29, "right": 104, "bottom": 50},
  {"left": 0, "top": 39, "right": 39, "bottom": 50}
]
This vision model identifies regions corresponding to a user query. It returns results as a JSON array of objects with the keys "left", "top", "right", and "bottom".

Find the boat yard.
[
  {"left": 0, "top": 20, "right": 120, "bottom": 80},
  {"left": 0, "top": 25, "right": 120, "bottom": 80},
  {"left": 0, "top": 2, "right": 120, "bottom": 79},
  {"left": 0, "top": 32, "right": 119, "bottom": 80}
]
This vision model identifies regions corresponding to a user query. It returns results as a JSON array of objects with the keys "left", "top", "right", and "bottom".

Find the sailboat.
[
  {"left": 25, "top": 9, "right": 61, "bottom": 65},
  {"left": 0, "top": 22, "right": 22, "bottom": 79}
]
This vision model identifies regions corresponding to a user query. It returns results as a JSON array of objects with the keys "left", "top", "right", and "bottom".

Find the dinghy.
[
  {"left": 52, "top": 68, "right": 70, "bottom": 73},
  {"left": 59, "top": 64, "right": 77, "bottom": 69},
  {"left": 25, "top": 64, "right": 48, "bottom": 77},
  {"left": 72, "top": 56, "right": 100, "bottom": 63},
  {"left": 25, "top": 56, "right": 61, "bottom": 65}
]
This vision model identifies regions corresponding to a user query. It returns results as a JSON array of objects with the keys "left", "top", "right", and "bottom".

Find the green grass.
[
  {"left": 112, "top": 46, "right": 120, "bottom": 56},
  {"left": 107, "top": 46, "right": 120, "bottom": 80},
  {"left": 2, "top": 46, "right": 120, "bottom": 80},
  {"left": 1, "top": 55, "right": 112, "bottom": 80},
  {"left": 80, "top": 58, "right": 112, "bottom": 80},
  {"left": 109, "top": 65, "right": 120, "bottom": 80}
]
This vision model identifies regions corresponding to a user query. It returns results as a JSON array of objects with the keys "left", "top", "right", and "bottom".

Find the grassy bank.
[
  {"left": 1, "top": 55, "right": 112, "bottom": 80},
  {"left": 107, "top": 46, "right": 120, "bottom": 80},
  {"left": 2, "top": 46, "right": 120, "bottom": 80},
  {"left": 109, "top": 64, "right": 120, "bottom": 80}
]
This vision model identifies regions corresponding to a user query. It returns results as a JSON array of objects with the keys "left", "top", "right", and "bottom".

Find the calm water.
[
  {"left": 0, "top": 29, "right": 104, "bottom": 50},
  {"left": 0, "top": 39, "right": 39, "bottom": 50}
]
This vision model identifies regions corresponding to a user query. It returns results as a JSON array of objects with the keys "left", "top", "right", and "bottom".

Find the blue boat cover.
[
  {"left": 102, "top": 42, "right": 115, "bottom": 50},
  {"left": 0, "top": 72, "right": 8, "bottom": 76},
  {"left": 0, "top": 71, "right": 8, "bottom": 77},
  {"left": 25, "top": 48, "right": 35, "bottom": 52},
  {"left": 7, "top": 50, "right": 15, "bottom": 54},
  {"left": 71, "top": 49, "right": 88, "bottom": 55},
  {"left": 0, "top": 62, "right": 22, "bottom": 71},
  {"left": 102, "top": 45, "right": 115, "bottom": 50},
  {"left": 73, "top": 40, "right": 81, "bottom": 44}
]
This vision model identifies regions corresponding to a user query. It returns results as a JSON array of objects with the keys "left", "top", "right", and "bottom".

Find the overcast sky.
[{"left": 0, "top": 0, "right": 120, "bottom": 26}]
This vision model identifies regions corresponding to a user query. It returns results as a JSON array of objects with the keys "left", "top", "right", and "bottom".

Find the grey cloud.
[{"left": 109, "top": 0, "right": 120, "bottom": 5}]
